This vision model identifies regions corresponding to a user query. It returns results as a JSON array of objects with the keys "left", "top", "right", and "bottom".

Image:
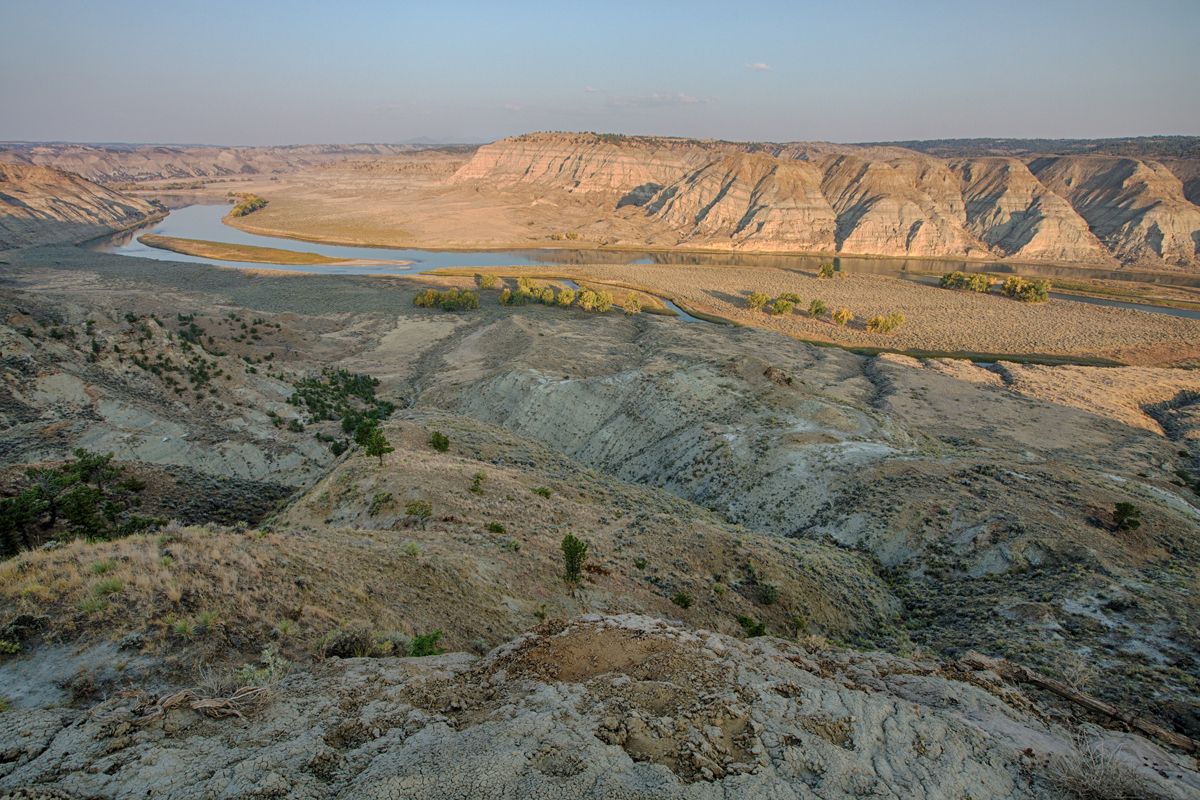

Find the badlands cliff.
[
  {"left": 0, "top": 163, "right": 158, "bottom": 249},
  {"left": 452, "top": 133, "right": 1200, "bottom": 269}
]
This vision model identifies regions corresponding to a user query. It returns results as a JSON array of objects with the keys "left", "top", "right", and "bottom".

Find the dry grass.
[
  {"left": 1045, "top": 738, "right": 1170, "bottom": 800},
  {"left": 0, "top": 413, "right": 896, "bottom": 672}
]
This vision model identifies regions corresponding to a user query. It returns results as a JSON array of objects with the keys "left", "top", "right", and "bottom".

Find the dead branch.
[{"left": 961, "top": 650, "right": 1198, "bottom": 755}]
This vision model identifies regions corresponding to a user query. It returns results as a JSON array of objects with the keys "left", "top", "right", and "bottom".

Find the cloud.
[
  {"left": 745, "top": 62, "right": 772, "bottom": 72},
  {"left": 606, "top": 92, "right": 707, "bottom": 109}
]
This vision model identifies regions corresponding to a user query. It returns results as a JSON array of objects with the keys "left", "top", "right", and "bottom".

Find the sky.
[{"left": 2, "top": 0, "right": 1198, "bottom": 145}]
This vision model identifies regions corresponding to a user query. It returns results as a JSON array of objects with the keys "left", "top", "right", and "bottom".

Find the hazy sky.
[{"left": 3, "top": 0, "right": 1198, "bottom": 145}]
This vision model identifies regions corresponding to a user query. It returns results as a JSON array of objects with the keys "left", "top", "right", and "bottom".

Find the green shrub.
[
  {"left": 777, "top": 292, "right": 802, "bottom": 304},
  {"left": 413, "top": 288, "right": 480, "bottom": 311},
  {"left": 939, "top": 271, "right": 993, "bottom": 292},
  {"left": 594, "top": 291, "right": 614, "bottom": 312},
  {"left": 556, "top": 287, "right": 576, "bottom": 306},
  {"left": 405, "top": 500, "right": 432, "bottom": 525},
  {"left": 368, "top": 492, "right": 392, "bottom": 516},
  {"left": 769, "top": 298, "right": 795, "bottom": 316},
  {"left": 671, "top": 591, "right": 694, "bottom": 609},
  {"left": 622, "top": 294, "right": 642, "bottom": 315},
  {"left": 475, "top": 273, "right": 501, "bottom": 290},
  {"left": 866, "top": 312, "right": 905, "bottom": 334},
  {"left": 737, "top": 615, "right": 766, "bottom": 637},
  {"left": 633, "top": 556, "right": 648, "bottom": 570},
  {"left": 364, "top": 428, "right": 394, "bottom": 464},
  {"left": 229, "top": 194, "right": 267, "bottom": 217},
  {"left": 486, "top": 521, "right": 506, "bottom": 534},
  {"left": 407, "top": 630, "right": 445, "bottom": 657},
  {"left": 429, "top": 431, "right": 449, "bottom": 452},
  {"left": 0, "top": 640, "right": 19, "bottom": 655},
  {"left": 1001, "top": 276, "right": 1051, "bottom": 303},
  {"left": 832, "top": 307, "right": 853, "bottom": 326},
  {"left": 817, "top": 262, "right": 840, "bottom": 278},
  {"left": 532, "top": 486, "right": 551, "bottom": 498},
  {"left": 1113, "top": 502, "right": 1142, "bottom": 531},
  {"left": 470, "top": 471, "right": 486, "bottom": 494},
  {"left": 808, "top": 299, "right": 828, "bottom": 318},
  {"left": 746, "top": 291, "right": 771, "bottom": 311},
  {"left": 756, "top": 583, "right": 780, "bottom": 605},
  {"left": 498, "top": 287, "right": 513, "bottom": 305},
  {"left": 561, "top": 534, "right": 588, "bottom": 583}
]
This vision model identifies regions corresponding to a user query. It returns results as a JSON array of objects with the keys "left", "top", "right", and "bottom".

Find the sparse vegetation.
[
  {"left": 429, "top": 430, "right": 450, "bottom": 452},
  {"left": 832, "top": 307, "right": 853, "bottom": 326},
  {"left": 817, "top": 262, "right": 840, "bottom": 279},
  {"left": 1, "top": 449, "right": 159, "bottom": 557},
  {"left": 486, "top": 522, "right": 506, "bottom": 534},
  {"left": 368, "top": 492, "right": 392, "bottom": 516},
  {"left": 470, "top": 471, "right": 486, "bottom": 494},
  {"left": 671, "top": 591, "right": 694, "bottom": 609},
  {"left": 532, "top": 486, "right": 551, "bottom": 498},
  {"left": 808, "top": 299, "right": 828, "bottom": 318}
]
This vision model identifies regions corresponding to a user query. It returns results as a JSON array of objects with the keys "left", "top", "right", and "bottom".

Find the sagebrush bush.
[
  {"left": 769, "top": 298, "right": 795, "bottom": 315},
  {"left": 808, "top": 299, "right": 828, "bottom": 318},
  {"left": 746, "top": 291, "right": 771, "bottom": 310},
  {"left": 866, "top": 312, "right": 905, "bottom": 333}
]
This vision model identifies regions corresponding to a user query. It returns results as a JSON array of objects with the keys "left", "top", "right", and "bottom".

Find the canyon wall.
[{"left": 453, "top": 133, "right": 1200, "bottom": 269}]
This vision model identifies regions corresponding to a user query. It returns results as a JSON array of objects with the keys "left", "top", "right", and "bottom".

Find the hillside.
[
  {"left": 1, "top": 237, "right": 1199, "bottom": 796},
  {"left": 0, "top": 163, "right": 158, "bottom": 249},
  {"left": 0, "top": 142, "right": 449, "bottom": 185},
  {"left": 449, "top": 132, "right": 1200, "bottom": 269}
]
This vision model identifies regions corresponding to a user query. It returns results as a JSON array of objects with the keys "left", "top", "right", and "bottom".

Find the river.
[{"left": 94, "top": 204, "right": 1200, "bottom": 320}]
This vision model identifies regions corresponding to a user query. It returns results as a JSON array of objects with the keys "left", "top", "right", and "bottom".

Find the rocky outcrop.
[
  {"left": 953, "top": 157, "right": 1111, "bottom": 263},
  {"left": 0, "top": 164, "right": 158, "bottom": 249},
  {"left": 451, "top": 133, "right": 1200, "bottom": 268},
  {"left": 1, "top": 615, "right": 1194, "bottom": 799},
  {"left": 1029, "top": 156, "right": 1200, "bottom": 268}
]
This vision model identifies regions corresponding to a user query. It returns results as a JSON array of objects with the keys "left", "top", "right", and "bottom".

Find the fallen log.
[{"left": 961, "top": 650, "right": 1198, "bottom": 755}]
